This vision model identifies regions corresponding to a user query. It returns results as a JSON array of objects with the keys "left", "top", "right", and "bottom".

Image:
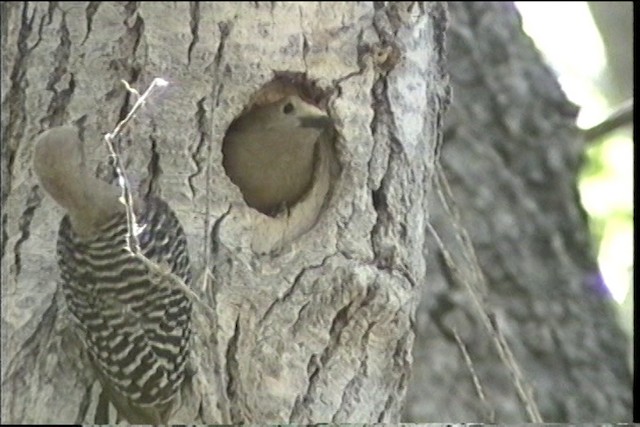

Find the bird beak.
[{"left": 299, "top": 115, "right": 333, "bottom": 129}]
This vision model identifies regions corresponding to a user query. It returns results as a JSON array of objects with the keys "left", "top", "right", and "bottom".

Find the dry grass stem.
[
  {"left": 452, "top": 328, "right": 495, "bottom": 422},
  {"left": 428, "top": 163, "right": 543, "bottom": 423}
]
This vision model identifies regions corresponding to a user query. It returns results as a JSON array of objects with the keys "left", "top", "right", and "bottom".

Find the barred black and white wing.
[{"left": 57, "top": 197, "right": 192, "bottom": 424}]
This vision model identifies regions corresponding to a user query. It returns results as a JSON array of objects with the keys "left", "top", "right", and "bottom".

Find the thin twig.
[
  {"left": 102, "top": 78, "right": 214, "bottom": 310},
  {"left": 103, "top": 78, "right": 168, "bottom": 253}
]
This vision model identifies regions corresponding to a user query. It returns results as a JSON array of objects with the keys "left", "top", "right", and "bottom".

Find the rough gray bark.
[
  {"left": 1, "top": 2, "right": 448, "bottom": 424},
  {"left": 403, "top": 2, "right": 632, "bottom": 422}
]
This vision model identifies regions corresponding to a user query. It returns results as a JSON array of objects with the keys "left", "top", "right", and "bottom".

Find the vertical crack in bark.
[
  {"left": 377, "top": 391, "right": 394, "bottom": 422},
  {"left": 12, "top": 186, "right": 42, "bottom": 277},
  {"left": 2, "top": 3, "right": 46, "bottom": 259},
  {"left": 368, "top": 1, "right": 412, "bottom": 242},
  {"left": 297, "top": 5, "right": 309, "bottom": 72},
  {"left": 370, "top": 146, "right": 395, "bottom": 271},
  {"left": 225, "top": 314, "right": 242, "bottom": 423},
  {"left": 187, "top": 2, "right": 200, "bottom": 65},
  {"left": 301, "top": 33, "right": 310, "bottom": 72},
  {"left": 81, "top": 2, "right": 100, "bottom": 45},
  {"left": 209, "top": 204, "right": 231, "bottom": 270},
  {"left": 366, "top": 72, "right": 386, "bottom": 189},
  {"left": 212, "top": 22, "right": 230, "bottom": 72},
  {"left": 44, "top": 10, "right": 74, "bottom": 126},
  {"left": 146, "top": 127, "right": 162, "bottom": 198},
  {"left": 124, "top": 2, "right": 144, "bottom": 57},
  {"left": 1, "top": 213, "right": 8, "bottom": 265},
  {"left": 367, "top": 70, "right": 393, "bottom": 218},
  {"left": 368, "top": 73, "right": 413, "bottom": 274},
  {"left": 188, "top": 97, "right": 208, "bottom": 199}
]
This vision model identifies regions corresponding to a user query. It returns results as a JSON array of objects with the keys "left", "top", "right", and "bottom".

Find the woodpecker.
[
  {"left": 222, "top": 95, "right": 333, "bottom": 215},
  {"left": 33, "top": 126, "right": 193, "bottom": 424}
]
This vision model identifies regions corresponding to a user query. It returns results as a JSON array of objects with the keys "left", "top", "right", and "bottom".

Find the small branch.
[
  {"left": 583, "top": 99, "right": 633, "bottom": 142},
  {"left": 110, "top": 78, "right": 167, "bottom": 141}
]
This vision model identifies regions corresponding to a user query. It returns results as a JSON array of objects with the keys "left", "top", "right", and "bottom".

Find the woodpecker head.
[
  {"left": 33, "top": 126, "right": 88, "bottom": 213},
  {"left": 33, "top": 126, "right": 123, "bottom": 235}
]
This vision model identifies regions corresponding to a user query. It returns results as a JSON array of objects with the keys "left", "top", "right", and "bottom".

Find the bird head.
[
  {"left": 228, "top": 95, "right": 332, "bottom": 141},
  {"left": 33, "top": 126, "right": 88, "bottom": 211}
]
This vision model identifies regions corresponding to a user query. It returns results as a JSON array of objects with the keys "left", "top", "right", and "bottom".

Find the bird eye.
[{"left": 283, "top": 102, "right": 294, "bottom": 114}]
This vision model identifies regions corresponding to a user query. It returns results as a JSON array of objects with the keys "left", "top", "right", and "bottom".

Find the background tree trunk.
[
  {"left": 1, "top": 2, "right": 448, "bottom": 423},
  {"left": 403, "top": 2, "right": 632, "bottom": 422}
]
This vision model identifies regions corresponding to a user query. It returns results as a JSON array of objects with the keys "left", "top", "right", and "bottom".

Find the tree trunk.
[
  {"left": 403, "top": 2, "right": 632, "bottom": 422},
  {"left": 1, "top": 2, "right": 448, "bottom": 423}
]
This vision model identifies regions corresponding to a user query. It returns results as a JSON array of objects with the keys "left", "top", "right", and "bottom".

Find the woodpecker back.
[{"left": 57, "top": 196, "right": 192, "bottom": 422}]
